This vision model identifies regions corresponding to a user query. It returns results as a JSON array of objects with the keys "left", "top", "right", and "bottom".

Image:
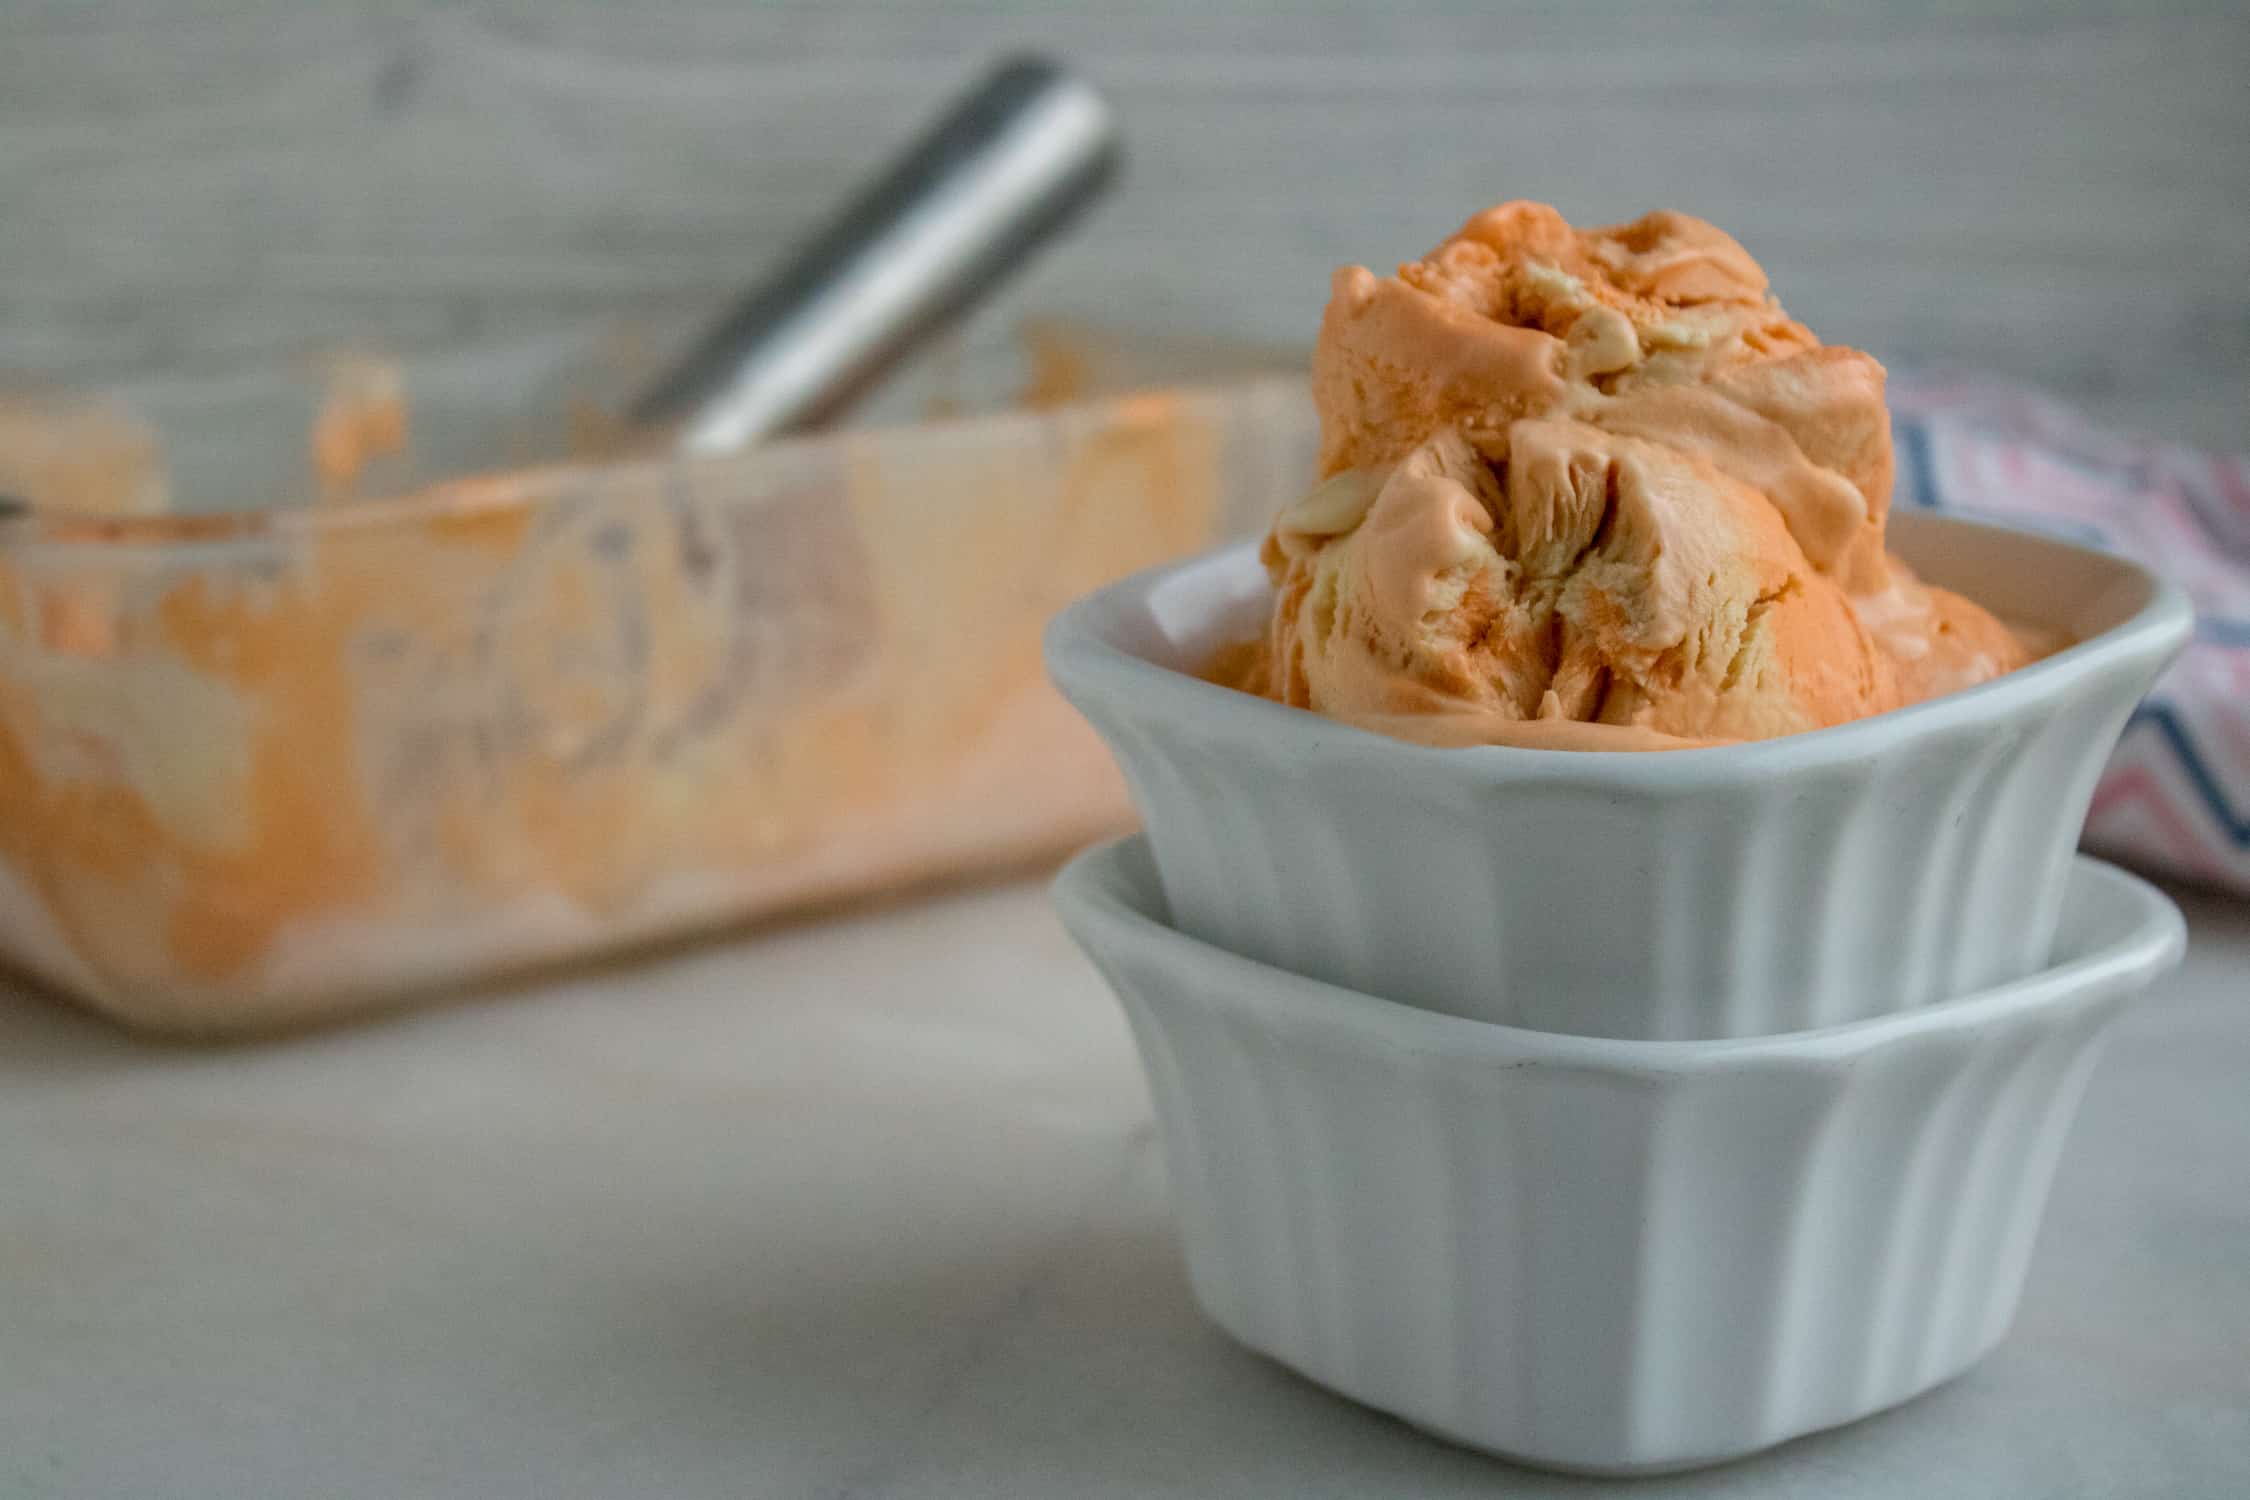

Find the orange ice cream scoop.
[{"left": 1247, "top": 201, "right": 2031, "bottom": 748}]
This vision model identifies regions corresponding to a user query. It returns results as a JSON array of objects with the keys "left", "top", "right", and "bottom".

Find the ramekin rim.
[
  {"left": 1053, "top": 835, "right": 2186, "bottom": 1071},
  {"left": 1045, "top": 513, "right": 2193, "bottom": 789}
]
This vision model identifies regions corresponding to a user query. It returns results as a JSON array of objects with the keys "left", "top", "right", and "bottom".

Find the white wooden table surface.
[{"left": 1, "top": 868, "right": 2245, "bottom": 1499}]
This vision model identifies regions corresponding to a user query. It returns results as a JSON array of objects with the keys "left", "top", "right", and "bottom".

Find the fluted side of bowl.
[
  {"left": 1054, "top": 837, "right": 2184, "bottom": 1474},
  {"left": 1048, "top": 514, "right": 2191, "bottom": 1039}
]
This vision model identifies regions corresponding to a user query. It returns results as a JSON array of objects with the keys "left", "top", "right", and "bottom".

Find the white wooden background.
[{"left": 2, "top": 1, "right": 2245, "bottom": 447}]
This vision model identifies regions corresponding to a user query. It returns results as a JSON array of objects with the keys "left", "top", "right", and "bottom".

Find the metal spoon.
[{"left": 629, "top": 53, "right": 1120, "bottom": 454}]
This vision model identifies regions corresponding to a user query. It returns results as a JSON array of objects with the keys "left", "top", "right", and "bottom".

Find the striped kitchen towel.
[{"left": 1892, "top": 372, "right": 2250, "bottom": 895}]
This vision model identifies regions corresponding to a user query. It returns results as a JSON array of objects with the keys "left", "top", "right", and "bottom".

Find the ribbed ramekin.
[
  {"left": 1055, "top": 835, "right": 2184, "bottom": 1475},
  {"left": 1046, "top": 512, "right": 2189, "bottom": 1039}
]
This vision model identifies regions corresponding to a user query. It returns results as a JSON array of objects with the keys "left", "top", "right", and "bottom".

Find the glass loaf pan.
[{"left": 0, "top": 377, "right": 1316, "bottom": 1032}]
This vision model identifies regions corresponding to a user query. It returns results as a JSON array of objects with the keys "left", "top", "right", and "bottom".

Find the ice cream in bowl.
[{"left": 1048, "top": 201, "right": 2190, "bottom": 1038}]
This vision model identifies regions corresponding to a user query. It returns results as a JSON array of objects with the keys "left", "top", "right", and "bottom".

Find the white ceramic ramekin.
[
  {"left": 1055, "top": 835, "right": 2184, "bottom": 1475},
  {"left": 1047, "top": 512, "right": 2190, "bottom": 1039}
]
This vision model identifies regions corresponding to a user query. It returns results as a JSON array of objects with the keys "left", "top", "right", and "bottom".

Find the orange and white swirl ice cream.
[{"left": 1234, "top": 202, "right": 2028, "bottom": 749}]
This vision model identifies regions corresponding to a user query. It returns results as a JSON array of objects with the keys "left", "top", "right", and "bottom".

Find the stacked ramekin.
[{"left": 1047, "top": 511, "right": 2191, "bottom": 1474}]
